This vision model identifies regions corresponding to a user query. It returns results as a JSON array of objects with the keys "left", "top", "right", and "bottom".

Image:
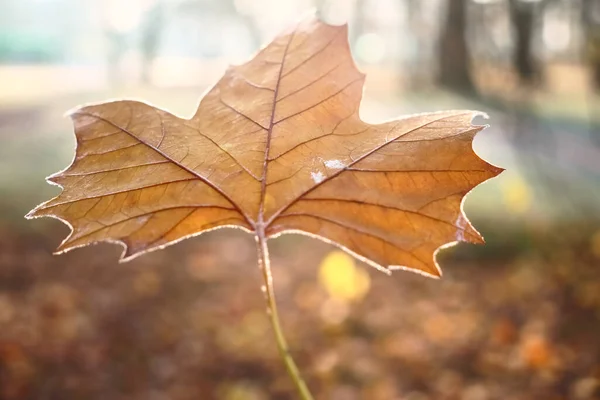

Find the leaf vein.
[
  {"left": 45, "top": 178, "right": 199, "bottom": 208},
  {"left": 73, "top": 110, "right": 253, "bottom": 226},
  {"left": 280, "top": 29, "right": 344, "bottom": 79},
  {"left": 277, "top": 212, "right": 430, "bottom": 268},
  {"left": 218, "top": 98, "right": 268, "bottom": 130},
  {"left": 295, "top": 198, "right": 473, "bottom": 236},
  {"left": 62, "top": 160, "right": 171, "bottom": 177},
  {"left": 266, "top": 112, "right": 473, "bottom": 226},
  {"left": 273, "top": 77, "right": 363, "bottom": 125}
]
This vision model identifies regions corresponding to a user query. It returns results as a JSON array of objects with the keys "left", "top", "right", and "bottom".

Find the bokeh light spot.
[
  {"left": 318, "top": 250, "right": 370, "bottom": 303},
  {"left": 590, "top": 230, "right": 600, "bottom": 259},
  {"left": 501, "top": 174, "right": 532, "bottom": 214},
  {"left": 356, "top": 33, "right": 386, "bottom": 64}
]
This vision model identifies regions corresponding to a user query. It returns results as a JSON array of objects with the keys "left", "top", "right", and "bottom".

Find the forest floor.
[{"left": 1, "top": 66, "right": 599, "bottom": 399}]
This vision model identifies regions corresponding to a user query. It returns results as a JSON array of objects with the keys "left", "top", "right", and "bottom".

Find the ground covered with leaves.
[
  {"left": 1, "top": 75, "right": 598, "bottom": 400},
  {"left": 0, "top": 218, "right": 598, "bottom": 400}
]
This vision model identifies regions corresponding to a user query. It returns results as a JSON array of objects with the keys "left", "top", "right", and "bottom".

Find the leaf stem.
[{"left": 255, "top": 230, "right": 314, "bottom": 400}]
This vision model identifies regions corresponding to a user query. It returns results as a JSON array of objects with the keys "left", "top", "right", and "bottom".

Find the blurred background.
[{"left": 1, "top": 0, "right": 599, "bottom": 399}]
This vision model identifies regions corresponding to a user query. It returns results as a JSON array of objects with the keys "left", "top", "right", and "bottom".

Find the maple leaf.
[{"left": 27, "top": 16, "right": 502, "bottom": 278}]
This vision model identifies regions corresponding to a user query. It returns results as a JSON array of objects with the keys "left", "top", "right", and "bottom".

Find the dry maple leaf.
[{"left": 27, "top": 15, "right": 502, "bottom": 278}]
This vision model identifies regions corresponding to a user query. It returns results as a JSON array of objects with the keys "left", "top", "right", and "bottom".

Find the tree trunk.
[
  {"left": 405, "top": 0, "right": 423, "bottom": 90},
  {"left": 140, "top": 1, "right": 165, "bottom": 84},
  {"left": 508, "top": 0, "right": 540, "bottom": 86},
  {"left": 438, "top": 0, "right": 475, "bottom": 93},
  {"left": 582, "top": 0, "right": 600, "bottom": 89},
  {"left": 351, "top": 0, "right": 368, "bottom": 47}
]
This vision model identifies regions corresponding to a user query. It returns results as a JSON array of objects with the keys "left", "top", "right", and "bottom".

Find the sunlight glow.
[
  {"left": 356, "top": 33, "right": 386, "bottom": 64},
  {"left": 319, "top": 251, "right": 370, "bottom": 303}
]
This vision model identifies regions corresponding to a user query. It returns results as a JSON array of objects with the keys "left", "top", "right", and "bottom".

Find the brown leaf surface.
[{"left": 27, "top": 15, "right": 502, "bottom": 277}]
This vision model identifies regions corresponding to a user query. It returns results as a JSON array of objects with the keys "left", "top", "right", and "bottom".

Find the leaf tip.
[
  {"left": 118, "top": 253, "right": 134, "bottom": 264},
  {"left": 46, "top": 174, "right": 61, "bottom": 185},
  {"left": 474, "top": 110, "right": 490, "bottom": 120},
  {"left": 428, "top": 265, "right": 443, "bottom": 279},
  {"left": 64, "top": 104, "right": 84, "bottom": 118},
  {"left": 493, "top": 165, "right": 506, "bottom": 175},
  {"left": 117, "top": 240, "right": 138, "bottom": 263},
  {"left": 24, "top": 209, "right": 37, "bottom": 220},
  {"left": 53, "top": 237, "right": 78, "bottom": 256},
  {"left": 468, "top": 231, "right": 486, "bottom": 245},
  {"left": 24, "top": 203, "right": 50, "bottom": 220},
  {"left": 52, "top": 248, "right": 67, "bottom": 256}
]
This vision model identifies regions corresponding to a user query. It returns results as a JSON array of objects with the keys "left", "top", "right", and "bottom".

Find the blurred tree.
[
  {"left": 105, "top": 30, "right": 127, "bottom": 86},
  {"left": 582, "top": 0, "right": 600, "bottom": 89},
  {"left": 351, "top": 0, "right": 368, "bottom": 46},
  {"left": 508, "top": 0, "right": 544, "bottom": 86},
  {"left": 178, "top": 0, "right": 261, "bottom": 50},
  {"left": 140, "top": 1, "right": 165, "bottom": 84},
  {"left": 405, "top": 0, "right": 428, "bottom": 90},
  {"left": 438, "top": 0, "right": 475, "bottom": 93}
]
